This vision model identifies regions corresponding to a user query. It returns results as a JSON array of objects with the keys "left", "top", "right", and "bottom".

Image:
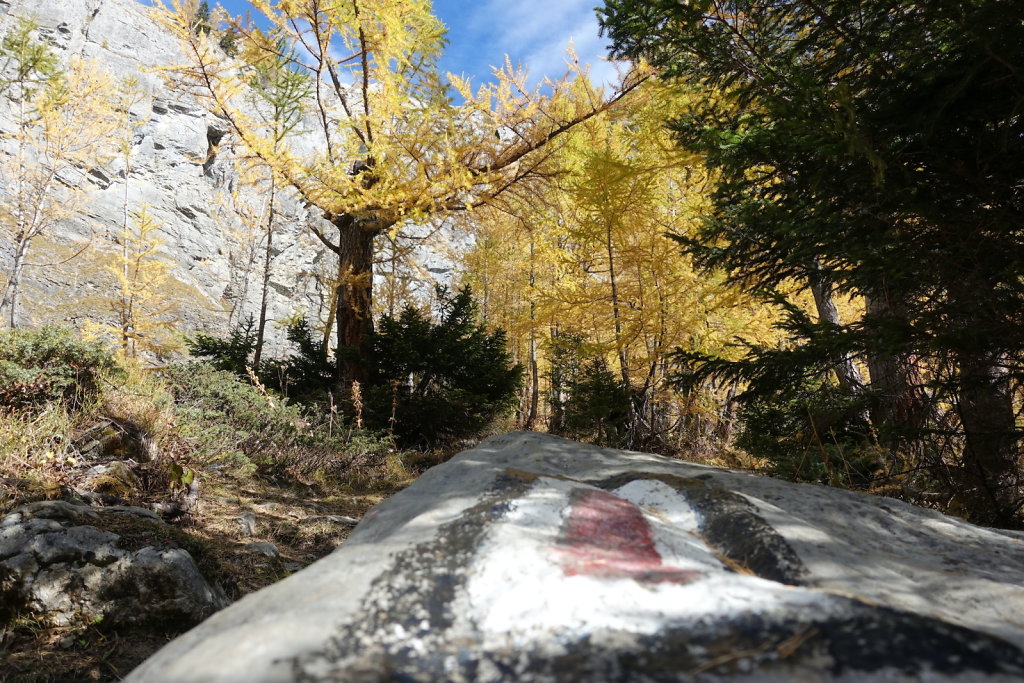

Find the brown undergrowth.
[
  {"left": 0, "top": 463, "right": 421, "bottom": 682},
  {"left": 0, "top": 327, "right": 431, "bottom": 682}
]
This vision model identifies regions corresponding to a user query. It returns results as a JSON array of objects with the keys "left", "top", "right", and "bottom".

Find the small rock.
[
  {"left": 236, "top": 512, "right": 257, "bottom": 537},
  {"left": 306, "top": 515, "right": 359, "bottom": 528},
  {"left": 58, "top": 636, "right": 75, "bottom": 649},
  {"left": 244, "top": 542, "right": 279, "bottom": 558}
]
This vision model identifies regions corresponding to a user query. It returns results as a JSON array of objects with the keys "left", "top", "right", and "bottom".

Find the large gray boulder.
[
  {"left": 0, "top": 500, "right": 228, "bottom": 629},
  {"left": 127, "top": 432, "right": 1024, "bottom": 681}
]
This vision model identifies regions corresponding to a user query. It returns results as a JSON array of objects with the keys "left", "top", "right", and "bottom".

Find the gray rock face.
[
  {"left": 127, "top": 432, "right": 1024, "bottom": 682},
  {"left": 0, "top": 499, "right": 228, "bottom": 629},
  {"left": 0, "top": 0, "right": 330, "bottom": 346}
]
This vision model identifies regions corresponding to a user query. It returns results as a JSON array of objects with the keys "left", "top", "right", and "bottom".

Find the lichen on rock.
[{"left": 125, "top": 432, "right": 1024, "bottom": 682}]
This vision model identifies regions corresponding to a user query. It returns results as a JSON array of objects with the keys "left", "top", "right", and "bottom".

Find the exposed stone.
[
  {"left": 127, "top": 432, "right": 1024, "bottom": 682},
  {"left": 0, "top": 0, "right": 330, "bottom": 348},
  {"left": 0, "top": 499, "right": 229, "bottom": 629},
  {"left": 236, "top": 512, "right": 257, "bottom": 537},
  {"left": 243, "top": 542, "right": 279, "bottom": 558},
  {"left": 0, "top": 0, "right": 462, "bottom": 346},
  {"left": 79, "top": 460, "right": 142, "bottom": 500},
  {"left": 305, "top": 514, "right": 359, "bottom": 527}
]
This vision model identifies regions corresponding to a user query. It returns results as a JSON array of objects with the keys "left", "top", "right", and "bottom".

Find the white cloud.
[{"left": 462, "top": 0, "right": 613, "bottom": 86}]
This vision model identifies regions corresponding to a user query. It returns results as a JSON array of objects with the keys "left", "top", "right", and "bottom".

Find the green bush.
[
  {"left": 0, "top": 326, "right": 118, "bottom": 411},
  {"left": 364, "top": 286, "right": 523, "bottom": 446},
  {"left": 736, "top": 381, "right": 880, "bottom": 487},
  {"left": 261, "top": 317, "right": 333, "bottom": 399},
  {"left": 161, "top": 362, "right": 391, "bottom": 478},
  {"left": 546, "top": 331, "right": 631, "bottom": 447},
  {"left": 161, "top": 362, "right": 302, "bottom": 471},
  {"left": 186, "top": 316, "right": 333, "bottom": 400},
  {"left": 185, "top": 315, "right": 257, "bottom": 376}
]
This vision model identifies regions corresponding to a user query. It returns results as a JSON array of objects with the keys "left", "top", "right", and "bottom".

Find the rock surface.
[
  {"left": 126, "top": 432, "right": 1024, "bottom": 682},
  {"left": 0, "top": 0, "right": 329, "bottom": 344},
  {"left": 0, "top": 0, "right": 461, "bottom": 344},
  {"left": 0, "top": 499, "right": 228, "bottom": 629}
]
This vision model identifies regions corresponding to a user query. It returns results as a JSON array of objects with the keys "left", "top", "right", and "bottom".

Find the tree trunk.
[
  {"left": 808, "top": 263, "right": 865, "bottom": 393},
  {"left": 956, "top": 350, "right": 1018, "bottom": 523},
  {"left": 332, "top": 217, "right": 377, "bottom": 393},
  {"left": 864, "top": 291, "right": 930, "bottom": 458},
  {"left": 252, "top": 175, "right": 277, "bottom": 369},
  {"left": 0, "top": 236, "right": 30, "bottom": 329},
  {"left": 525, "top": 237, "right": 539, "bottom": 429}
]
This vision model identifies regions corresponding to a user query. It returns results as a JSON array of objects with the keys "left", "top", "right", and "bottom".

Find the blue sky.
[{"left": 207, "top": 0, "right": 616, "bottom": 87}]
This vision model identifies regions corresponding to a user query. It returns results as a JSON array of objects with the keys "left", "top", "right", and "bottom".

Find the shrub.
[
  {"left": 0, "top": 326, "right": 118, "bottom": 412},
  {"left": 363, "top": 286, "right": 523, "bottom": 446},
  {"left": 185, "top": 315, "right": 257, "bottom": 376},
  {"left": 186, "top": 315, "right": 333, "bottom": 400},
  {"left": 736, "top": 381, "right": 880, "bottom": 487},
  {"left": 260, "top": 317, "right": 333, "bottom": 400},
  {"left": 546, "top": 331, "right": 631, "bottom": 447},
  {"left": 161, "top": 362, "right": 392, "bottom": 480},
  {"left": 160, "top": 362, "right": 302, "bottom": 472}
]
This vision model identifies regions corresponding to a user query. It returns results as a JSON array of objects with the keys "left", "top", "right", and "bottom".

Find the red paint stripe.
[{"left": 557, "top": 488, "right": 702, "bottom": 584}]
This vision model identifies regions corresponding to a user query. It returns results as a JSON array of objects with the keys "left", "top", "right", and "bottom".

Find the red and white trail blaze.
[{"left": 557, "top": 488, "right": 702, "bottom": 584}]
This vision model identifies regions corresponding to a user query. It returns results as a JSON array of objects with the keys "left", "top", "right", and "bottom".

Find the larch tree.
[
  {"left": 244, "top": 35, "right": 311, "bottom": 368},
  {"left": 158, "top": 0, "right": 646, "bottom": 390},
  {"left": 0, "top": 20, "right": 119, "bottom": 328},
  {"left": 84, "top": 206, "right": 181, "bottom": 359},
  {"left": 464, "top": 82, "right": 776, "bottom": 448}
]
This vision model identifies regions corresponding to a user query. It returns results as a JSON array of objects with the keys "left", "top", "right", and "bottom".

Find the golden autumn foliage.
[
  {"left": 156, "top": 0, "right": 648, "bottom": 385},
  {"left": 463, "top": 82, "right": 783, "bottom": 447},
  {"left": 83, "top": 206, "right": 182, "bottom": 359}
]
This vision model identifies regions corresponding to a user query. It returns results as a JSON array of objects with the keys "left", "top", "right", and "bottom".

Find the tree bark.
[
  {"left": 252, "top": 174, "right": 277, "bottom": 369},
  {"left": 0, "top": 236, "right": 30, "bottom": 329},
  {"left": 525, "top": 236, "right": 539, "bottom": 429},
  {"left": 956, "top": 350, "right": 1018, "bottom": 522},
  {"left": 808, "top": 263, "right": 865, "bottom": 393},
  {"left": 332, "top": 217, "right": 377, "bottom": 393},
  {"left": 864, "top": 291, "right": 930, "bottom": 456}
]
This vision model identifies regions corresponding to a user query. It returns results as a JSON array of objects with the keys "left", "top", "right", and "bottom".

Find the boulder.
[
  {"left": 0, "top": 499, "right": 228, "bottom": 630},
  {"left": 127, "top": 432, "right": 1024, "bottom": 681}
]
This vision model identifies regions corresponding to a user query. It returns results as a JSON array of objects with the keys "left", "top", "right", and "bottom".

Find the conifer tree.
[
  {"left": 599, "top": 0, "right": 1024, "bottom": 523},
  {"left": 84, "top": 206, "right": 181, "bottom": 359},
  {"left": 464, "top": 82, "right": 775, "bottom": 448}
]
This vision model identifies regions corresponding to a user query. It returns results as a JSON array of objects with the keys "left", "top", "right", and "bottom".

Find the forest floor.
[{"left": 0, "top": 451, "right": 447, "bottom": 682}]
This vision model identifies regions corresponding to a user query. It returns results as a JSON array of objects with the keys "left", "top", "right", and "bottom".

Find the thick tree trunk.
[
  {"left": 864, "top": 291, "right": 930, "bottom": 458},
  {"left": 956, "top": 350, "right": 1019, "bottom": 523},
  {"left": 332, "top": 218, "right": 377, "bottom": 393}
]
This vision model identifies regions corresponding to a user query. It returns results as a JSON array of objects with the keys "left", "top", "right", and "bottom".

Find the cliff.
[{"left": 0, "top": 0, "right": 333, "bottom": 348}]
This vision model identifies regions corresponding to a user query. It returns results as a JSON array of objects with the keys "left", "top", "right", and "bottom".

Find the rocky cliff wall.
[{"left": 0, "top": 0, "right": 336, "bottom": 350}]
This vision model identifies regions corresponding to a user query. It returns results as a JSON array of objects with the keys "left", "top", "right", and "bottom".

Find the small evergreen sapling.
[{"left": 364, "top": 286, "right": 523, "bottom": 446}]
